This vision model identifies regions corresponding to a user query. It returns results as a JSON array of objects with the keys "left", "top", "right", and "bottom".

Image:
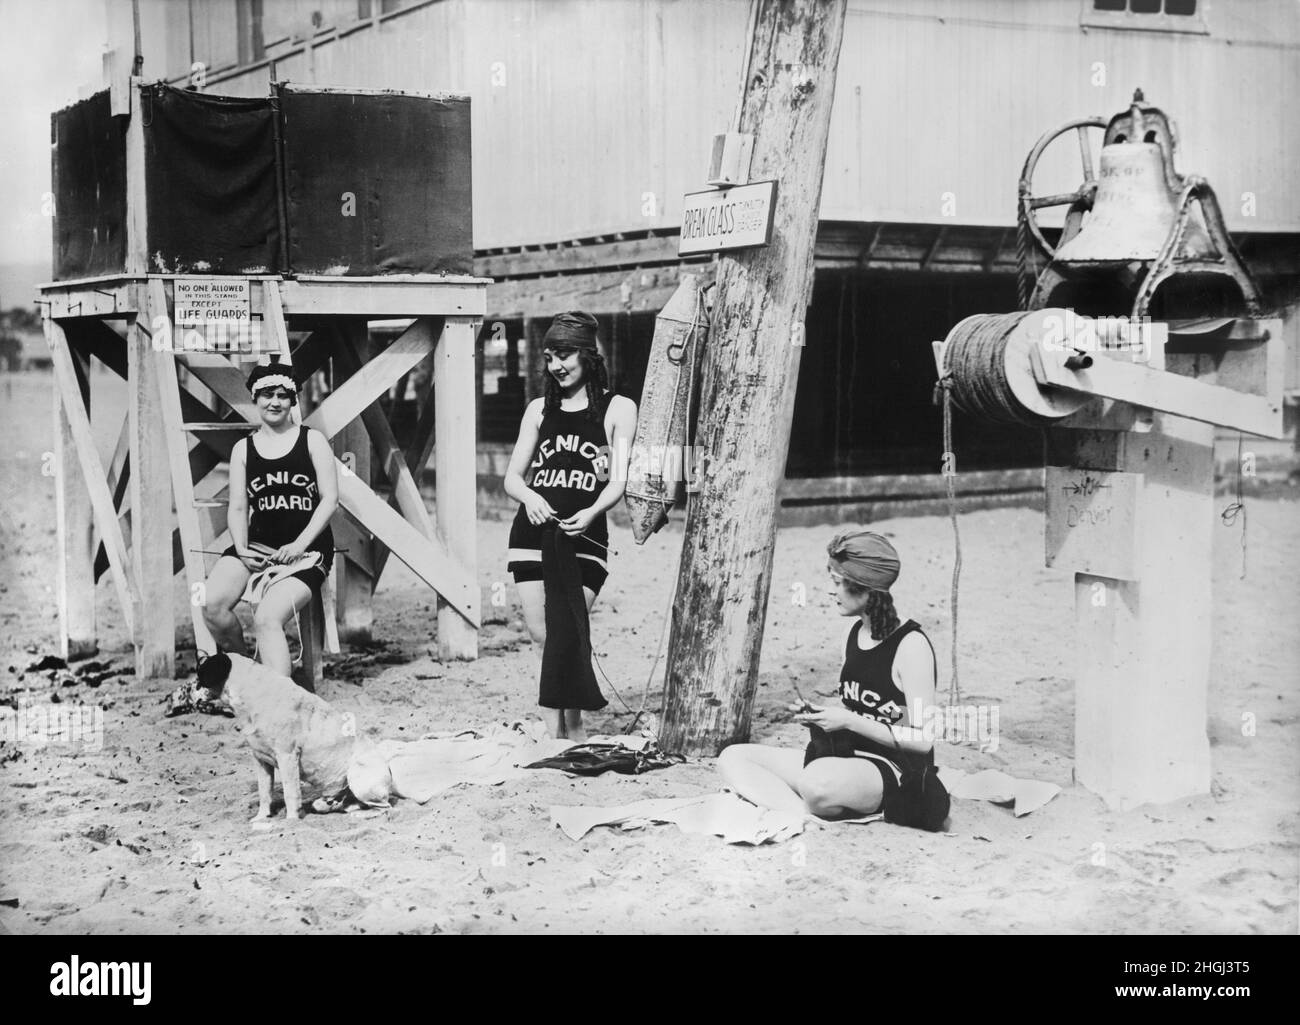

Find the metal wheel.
[{"left": 1018, "top": 117, "right": 1108, "bottom": 260}]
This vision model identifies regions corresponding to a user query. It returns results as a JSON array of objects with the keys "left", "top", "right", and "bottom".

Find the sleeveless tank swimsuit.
[
  {"left": 507, "top": 392, "right": 613, "bottom": 593},
  {"left": 223, "top": 426, "right": 334, "bottom": 592}
]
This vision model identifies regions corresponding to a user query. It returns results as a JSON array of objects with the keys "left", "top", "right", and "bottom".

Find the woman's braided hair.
[{"left": 842, "top": 579, "right": 901, "bottom": 641}]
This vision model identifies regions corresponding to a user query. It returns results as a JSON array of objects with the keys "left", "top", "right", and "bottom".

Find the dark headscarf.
[
  {"left": 543, "top": 311, "right": 600, "bottom": 352},
  {"left": 827, "top": 530, "right": 900, "bottom": 591}
]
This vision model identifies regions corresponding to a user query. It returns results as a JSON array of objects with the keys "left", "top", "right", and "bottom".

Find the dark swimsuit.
[
  {"left": 222, "top": 425, "right": 334, "bottom": 594},
  {"left": 507, "top": 392, "right": 613, "bottom": 595},
  {"left": 808, "top": 620, "right": 937, "bottom": 796}
]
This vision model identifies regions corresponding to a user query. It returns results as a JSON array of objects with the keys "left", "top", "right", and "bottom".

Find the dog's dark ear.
[{"left": 196, "top": 651, "right": 232, "bottom": 694}]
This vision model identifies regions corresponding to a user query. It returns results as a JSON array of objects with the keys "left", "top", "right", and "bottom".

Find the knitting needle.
[
  {"left": 545, "top": 515, "right": 619, "bottom": 557},
  {"left": 189, "top": 548, "right": 350, "bottom": 556}
]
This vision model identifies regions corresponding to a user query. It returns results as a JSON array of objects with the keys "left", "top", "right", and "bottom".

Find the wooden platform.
[{"left": 39, "top": 272, "right": 488, "bottom": 678}]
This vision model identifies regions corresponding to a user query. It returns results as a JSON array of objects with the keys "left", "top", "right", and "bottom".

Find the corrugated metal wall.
[{"left": 147, "top": 0, "right": 1300, "bottom": 246}]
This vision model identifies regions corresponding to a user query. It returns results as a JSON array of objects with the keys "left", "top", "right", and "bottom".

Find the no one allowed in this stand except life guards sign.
[
  {"left": 677, "top": 180, "right": 778, "bottom": 256},
  {"left": 174, "top": 278, "right": 251, "bottom": 326}
]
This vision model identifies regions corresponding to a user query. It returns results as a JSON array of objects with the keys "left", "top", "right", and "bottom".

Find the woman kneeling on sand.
[{"left": 719, "top": 530, "right": 944, "bottom": 824}]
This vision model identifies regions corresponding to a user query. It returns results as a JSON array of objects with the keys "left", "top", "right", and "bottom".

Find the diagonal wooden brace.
[{"left": 45, "top": 316, "right": 138, "bottom": 638}]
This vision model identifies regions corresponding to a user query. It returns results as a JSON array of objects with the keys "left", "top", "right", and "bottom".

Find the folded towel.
[{"left": 241, "top": 550, "right": 323, "bottom": 605}]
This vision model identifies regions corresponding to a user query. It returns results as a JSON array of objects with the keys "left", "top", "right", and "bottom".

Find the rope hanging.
[
  {"left": 935, "top": 308, "right": 1083, "bottom": 707},
  {"left": 939, "top": 377, "right": 962, "bottom": 708}
]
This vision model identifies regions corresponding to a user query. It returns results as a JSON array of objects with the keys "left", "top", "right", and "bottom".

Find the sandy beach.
[{"left": 1, "top": 369, "right": 1297, "bottom": 934}]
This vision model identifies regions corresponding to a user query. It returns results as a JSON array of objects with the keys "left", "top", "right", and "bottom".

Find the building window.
[{"left": 1082, "top": 0, "right": 1208, "bottom": 33}]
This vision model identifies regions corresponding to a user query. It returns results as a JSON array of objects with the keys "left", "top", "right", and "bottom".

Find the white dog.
[{"left": 194, "top": 652, "right": 391, "bottom": 821}]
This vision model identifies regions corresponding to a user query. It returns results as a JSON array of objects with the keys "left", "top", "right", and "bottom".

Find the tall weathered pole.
[{"left": 661, "top": 0, "right": 847, "bottom": 756}]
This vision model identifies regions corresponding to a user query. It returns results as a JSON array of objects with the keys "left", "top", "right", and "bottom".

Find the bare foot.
[{"left": 541, "top": 707, "right": 566, "bottom": 740}]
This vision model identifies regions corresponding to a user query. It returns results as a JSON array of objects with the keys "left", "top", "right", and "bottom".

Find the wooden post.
[
  {"left": 128, "top": 303, "right": 176, "bottom": 678},
  {"left": 124, "top": 78, "right": 147, "bottom": 275},
  {"left": 333, "top": 320, "right": 376, "bottom": 643},
  {"left": 1053, "top": 414, "right": 1216, "bottom": 808},
  {"left": 434, "top": 316, "right": 479, "bottom": 660},
  {"left": 53, "top": 343, "right": 97, "bottom": 659},
  {"left": 660, "top": 0, "right": 848, "bottom": 755}
]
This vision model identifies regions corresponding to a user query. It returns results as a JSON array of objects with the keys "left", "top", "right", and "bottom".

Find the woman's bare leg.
[
  {"left": 252, "top": 577, "right": 314, "bottom": 680},
  {"left": 797, "top": 758, "right": 886, "bottom": 818},
  {"left": 202, "top": 556, "right": 251, "bottom": 655},
  {"left": 717, "top": 744, "right": 808, "bottom": 816}
]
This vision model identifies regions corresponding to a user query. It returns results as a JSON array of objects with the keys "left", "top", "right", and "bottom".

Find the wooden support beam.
[
  {"left": 303, "top": 318, "right": 443, "bottom": 440},
  {"left": 124, "top": 79, "right": 147, "bottom": 275},
  {"left": 333, "top": 325, "right": 434, "bottom": 541},
  {"left": 128, "top": 297, "right": 177, "bottom": 678},
  {"left": 45, "top": 316, "right": 137, "bottom": 639},
  {"left": 336, "top": 468, "right": 478, "bottom": 628},
  {"left": 368, "top": 356, "right": 440, "bottom": 584},
  {"left": 331, "top": 320, "right": 376, "bottom": 643},
  {"left": 1054, "top": 414, "right": 1218, "bottom": 807},
  {"left": 149, "top": 279, "right": 216, "bottom": 655},
  {"left": 53, "top": 340, "right": 98, "bottom": 659},
  {"left": 1031, "top": 340, "right": 1283, "bottom": 438},
  {"left": 661, "top": 0, "right": 849, "bottom": 756},
  {"left": 287, "top": 329, "right": 333, "bottom": 380},
  {"left": 280, "top": 278, "right": 487, "bottom": 318},
  {"left": 180, "top": 354, "right": 259, "bottom": 419},
  {"left": 433, "top": 316, "right": 479, "bottom": 659}
]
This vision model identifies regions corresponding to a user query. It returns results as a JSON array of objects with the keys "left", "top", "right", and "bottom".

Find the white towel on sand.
[
  {"left": 941, "top": 767, "right": 1061, "bottom": 816},
  {"left": 375, "top": 722, "right": 577, "bottom": 804}
]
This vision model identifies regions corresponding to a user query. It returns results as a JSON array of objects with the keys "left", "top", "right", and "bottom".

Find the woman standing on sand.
[
  {"left": 719, "top": 530, "right": 947, "bottom": 828},
  {"left": 503, "top": 312, "right": 638, "bottom": 741}
]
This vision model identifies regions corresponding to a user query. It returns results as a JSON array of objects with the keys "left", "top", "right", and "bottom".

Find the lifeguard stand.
[
  {"left": 41, "top": 79, "right": 486, "bottom": 681},
  {"left": 935, "top": 93, "right": 1286, "bottom": 808}
]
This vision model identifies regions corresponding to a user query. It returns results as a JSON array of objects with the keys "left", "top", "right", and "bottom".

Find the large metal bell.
[{"left": 1054, "top": 141, "right": 1213, "bottom": 264}]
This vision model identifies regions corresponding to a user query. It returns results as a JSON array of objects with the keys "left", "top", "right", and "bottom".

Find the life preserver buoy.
[{"left": 624, "top": 274, "right": 708, "bottom": 544}]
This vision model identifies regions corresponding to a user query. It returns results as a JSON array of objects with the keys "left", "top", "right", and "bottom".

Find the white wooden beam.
[
  {"left": 128, "top": 295, "right": 177, "bottom": 678},
  {"left": 124, "top": 79, "right": 148, "bottom": 275},
  {"left": 150, "top": 279, "right": 216, "bottom": 655},
  {"left": 302, "top": 319, "right": 439, "bottom": 439},
  {"left": 280, "top": 279, "right": 487, "bottom": 318},
  {"left": 434, "top": 316, "right": 480, "bottom": 659},
  {"left": 53, "top": 348, "right": 98, "bottom": 659},
  {"left": 1032, "top": 345, "right": 1283, "bottom": 438},
  {"left": 45, "top": 316, "right": 137, "bottom": 639},
  {"left": 336, "top": 468, "right": 478, "bottom": 628}
]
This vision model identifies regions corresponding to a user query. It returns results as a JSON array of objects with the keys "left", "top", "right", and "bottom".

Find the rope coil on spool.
[
  {"left": 939, "top": 310, "right": 1092, "bottom": 428},
  {"left": 935, "top": 308, "right": 1092, "bottom": 710}
]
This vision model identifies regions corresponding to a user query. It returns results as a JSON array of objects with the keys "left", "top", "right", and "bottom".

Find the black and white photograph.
[{"left": 0, "top": 0, "right": 1296, "bottom": 955}]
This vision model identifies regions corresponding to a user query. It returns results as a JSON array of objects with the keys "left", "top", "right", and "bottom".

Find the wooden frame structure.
[{"left": 40, "top": 271, "right": 487, "bottom": 679}]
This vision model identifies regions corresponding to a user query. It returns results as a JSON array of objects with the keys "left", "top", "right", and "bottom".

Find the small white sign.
[
  {"left": 174, "top": 278, "right": 251, "bottom": 326},
  {"left": 678, "top": 180, "right": 777, "bottom": 256}
]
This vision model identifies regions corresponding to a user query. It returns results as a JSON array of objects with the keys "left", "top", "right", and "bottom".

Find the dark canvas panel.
[
  {"left": 51, "top": 90, "right": 127, "bottom": 280},
  {"left": 142, "top": 84, "right": 281, "bottom": 274},
  {"left": 279, "top": 87, "right": 472, "bottom": 276}
]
